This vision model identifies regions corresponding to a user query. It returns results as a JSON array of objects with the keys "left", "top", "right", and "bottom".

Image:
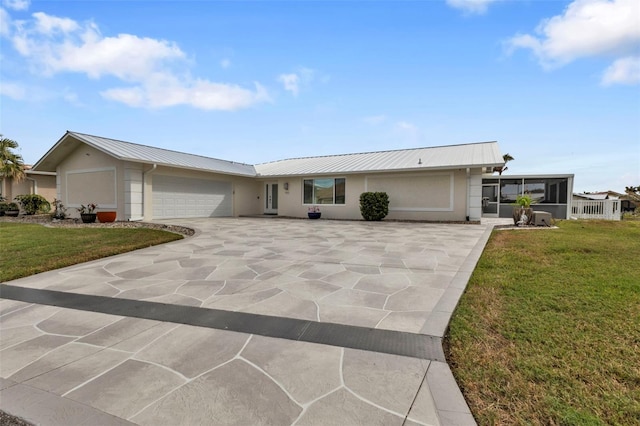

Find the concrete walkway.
[{"left": 1, "top": 218, "right": 494, "bottom": 425}]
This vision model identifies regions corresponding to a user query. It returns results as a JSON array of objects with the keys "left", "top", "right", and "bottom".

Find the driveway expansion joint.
[{"left": 1, "top": 285, "right": 446, "bottom": 362}]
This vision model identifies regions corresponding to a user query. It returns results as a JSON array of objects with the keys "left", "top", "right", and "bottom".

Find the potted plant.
[
  {"left": 97, "top": 211, "right": 117, "bottom": 223},
  {"left": 4, "top": 202, "right": 20, "bottom": 217},
  {"left": 513, "top": 194, "right": 534, "bottom": 225},
  {"left": 308, "top": 206, "right": 321, "bottom": 219},
  {"left": 77, "top": 203, "right": 98, "bottom": 223},
  {"left": 51, "top": 198, "right": 67, "bottom": 220}
]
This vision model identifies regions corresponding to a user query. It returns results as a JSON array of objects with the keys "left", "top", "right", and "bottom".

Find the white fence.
[{"left": 571, "top": 199, "right": 621, "bottom": 221}]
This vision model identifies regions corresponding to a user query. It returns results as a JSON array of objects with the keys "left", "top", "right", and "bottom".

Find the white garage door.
[{"left": 152, "top": 175, "right": 232, "bottom": 219}]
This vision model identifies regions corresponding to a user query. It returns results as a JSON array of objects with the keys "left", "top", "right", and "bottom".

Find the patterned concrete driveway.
[{"left": 1, "top": 218, "right": 492, "bottom": 425}]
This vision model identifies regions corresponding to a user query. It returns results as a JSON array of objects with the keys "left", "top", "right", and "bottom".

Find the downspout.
[
  {"left": 25, "top": 176, "right": 37, "bottom": 195},
  {"left": 466, "top": 168, "right": 471, "bottom": 222},
  {"left": 129, "top": 163, "right": 156, "bottom": 221}
]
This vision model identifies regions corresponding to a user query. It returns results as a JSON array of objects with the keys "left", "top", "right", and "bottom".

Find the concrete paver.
[{"left": 1, "top": 218, "right": 493, "bottom": 425}]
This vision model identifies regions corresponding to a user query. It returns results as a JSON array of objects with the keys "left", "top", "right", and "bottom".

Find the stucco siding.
[
  {"left": 58, "top": 145, "right": 122, "bottom": 218},
  {"left": 267, "top": 170, "right": 470, "bottom": 221}
]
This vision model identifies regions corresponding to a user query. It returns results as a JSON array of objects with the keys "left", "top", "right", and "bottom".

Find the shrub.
[
  {"left": 51, "top": 198, "right": 67, "bottom": 220},
  {"left": 14, "top": 194, "right": 51, "bottom": 215},
  {"left": 359, "top": 192, "right": 389, "bottom": 221}
]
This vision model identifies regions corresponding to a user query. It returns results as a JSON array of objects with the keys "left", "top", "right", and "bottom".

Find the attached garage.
[{"left": 152, "top": 175, "right": 232, "bottom": 219}]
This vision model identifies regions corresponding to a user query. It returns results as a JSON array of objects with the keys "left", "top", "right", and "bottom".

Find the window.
[
  {"left": 523, "top": 179, "right": 546, "bottom": 203},
  {"left": 303, "top": 178, "right": 345, "bottom": 204},
  {"left": 499, "top": 179, "right": 521, "bottom": 203}
]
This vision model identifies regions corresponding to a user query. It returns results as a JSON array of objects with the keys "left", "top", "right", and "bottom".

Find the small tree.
[{"left": 360, "top": 192, "right": 389, "bottom": 221}]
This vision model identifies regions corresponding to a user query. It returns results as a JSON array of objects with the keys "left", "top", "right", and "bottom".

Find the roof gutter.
[{"left": 25, "top": 176, "right": 37, "bottom": 195}]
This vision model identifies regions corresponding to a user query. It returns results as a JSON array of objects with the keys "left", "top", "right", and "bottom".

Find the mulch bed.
[
  {"left": 0, "top": 215, "right": 195, "bottom": 236},
  {"left": 0, "top": 411, "right": 32, "bottom": 426}
]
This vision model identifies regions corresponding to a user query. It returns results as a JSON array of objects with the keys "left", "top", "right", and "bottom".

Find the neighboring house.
[
  {"left": 574, "top": 191, "right": 637, "bottom": 213},
  {"left": 0, "top": 165, "right": 56, "bottom": 205},
  {"left": 31, "top": 131, "right": 506, "bottom": 222}
]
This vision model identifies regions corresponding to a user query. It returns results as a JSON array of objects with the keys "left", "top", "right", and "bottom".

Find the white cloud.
[
  {"left": 0, "top": 81, "right": 25, "bottom": 99},
  {"left": 278, "top": 67, "right": 315, "bottom": 96},
  {"left": 102, "top": 73, "right": 270, "bottom": 110},
  {"left": 2, "top": 0, "right": 29, "bottom": 11},
  {"left": 446, "top": 0, "right": 500, "bottom": 14},
  {"left": 278, "top": 73, "right": 300, "bottom": 96},
  {"left": 0, "top": 7, "right": 10, "bottom": 36},
  {"left": 363, "top": 115, "right": 387, "bottom": 125},
  {"left": 506, "top": 0, "right": 640, "bottom": 85},
  {"left": 602, "top": 56, "right": 640, "bottom": 85},
  {"left": 32, "top": 11, "right": 79, "bottom": 34},
  {"left": 3, "top": 10, "right": 269, "bottom": 110},
  {"left": 11, "top": 15, "right": 184, "bottom": 80},
  {"left": 394, "top": 121, "right": 422, "bottom": 145},
  {"left": 396, "top": 121, "right": 418, "bottom": 132}
]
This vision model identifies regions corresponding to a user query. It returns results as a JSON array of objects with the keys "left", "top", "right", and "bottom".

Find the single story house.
[
  {"left": 0, "top": 166, "right": 56, "bottom": 205},
  {"left": 32, "top": 131, "right": 509, "bottom": 222}
]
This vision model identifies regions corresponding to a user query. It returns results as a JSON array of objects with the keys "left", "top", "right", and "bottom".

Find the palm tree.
[
  {"left": 494, "top": 153, "right": 514, "bottom": 175},
  {"left": 0, "top": 135, "right": 25, "bottom": 182},
  {"left": 625, "top": 185, "right": 640, "bottom": 202}
]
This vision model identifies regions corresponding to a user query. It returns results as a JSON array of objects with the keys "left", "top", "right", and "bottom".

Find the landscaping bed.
[{"left": 0, "top": 214, "right": 194, "bottom": 236}]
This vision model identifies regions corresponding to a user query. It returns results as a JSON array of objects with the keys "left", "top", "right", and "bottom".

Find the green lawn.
[
  {"left": 446, "top": 220, "right": 640, "bottom": 425},
  {"left": 0, "top": 223, "right": 183, "bottom": 282}
]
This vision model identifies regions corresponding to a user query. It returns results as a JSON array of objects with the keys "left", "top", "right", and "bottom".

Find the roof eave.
[{"left": 256, "top": 163, "right": 503, "bottom": 178}]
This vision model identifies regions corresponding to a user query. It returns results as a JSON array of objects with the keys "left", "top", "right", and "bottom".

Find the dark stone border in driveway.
[{"left": 0, "top": 285, "right": 445, "bottom": 362}]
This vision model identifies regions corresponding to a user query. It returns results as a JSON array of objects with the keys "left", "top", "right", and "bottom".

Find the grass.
[
  {"left": 446, "top": 220, "right": 640, "bottom": 425},
  {"left": 0, "top": 223, "right": 183, "bottom": 282}
]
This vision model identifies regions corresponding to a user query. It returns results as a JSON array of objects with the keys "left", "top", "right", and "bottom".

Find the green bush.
[
  {"left": 359, "top": 192, "right": 389, "bottom": 221},
  {"left": 14, "top": 194, "right": 51, "bottom": 215}
]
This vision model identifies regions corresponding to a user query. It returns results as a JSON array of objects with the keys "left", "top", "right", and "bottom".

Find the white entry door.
[{"left": 264, "top": 183, "right": 278, "bottom": 214}]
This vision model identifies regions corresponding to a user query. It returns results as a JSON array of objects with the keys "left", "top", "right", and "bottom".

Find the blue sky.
[{"left": 1, "top": 0, "right": 638, "bottom": 193}]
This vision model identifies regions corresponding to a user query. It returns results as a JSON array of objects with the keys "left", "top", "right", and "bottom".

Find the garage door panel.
[{"left": 153, "top": 175, "right": 232, "bottom": 219}]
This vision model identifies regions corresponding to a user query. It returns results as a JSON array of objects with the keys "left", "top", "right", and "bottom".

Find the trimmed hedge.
[{"left": 359, "top": 192, "right": 389, "bottom": 221}]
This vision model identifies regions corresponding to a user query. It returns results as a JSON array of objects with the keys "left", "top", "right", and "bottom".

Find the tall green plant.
[
  {"left": 515, "top": 194, "right": 534, "bottom": 208},
  {"left": 359, "top": 192, "right": 389, "bottom": 221}
]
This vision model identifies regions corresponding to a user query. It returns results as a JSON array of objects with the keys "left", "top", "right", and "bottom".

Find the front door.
[{"left": 264, "top": 183, "right": 278, "bottom": 214}]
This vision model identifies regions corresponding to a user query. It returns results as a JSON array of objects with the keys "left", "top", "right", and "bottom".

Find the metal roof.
[
  {"left": 33, "top": 132, "right": 504, "bottom": 178},
  {"left": 254, "top": 141, "right": 504, "bottom": 177},
  {"left": 33, "top": 131, "right": 257, "bottom": 177}
]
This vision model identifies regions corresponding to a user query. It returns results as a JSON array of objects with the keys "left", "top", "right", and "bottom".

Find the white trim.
[
  {"left": 65, "top": 167, "right": 117, "bottom": 209},
  {"left": 365, "top": 171, "right": 454, "bottom": 212},
  {"left": 301, "top": 177, "right": 347, "bottom": 206}
]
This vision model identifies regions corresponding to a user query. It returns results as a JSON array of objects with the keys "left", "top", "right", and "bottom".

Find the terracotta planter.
[
  {"left": 97, "top": 211, "right": 117, "bottom": 223},
  {"left": 81, "top": 213, "right": 97, "bottom": 223}
]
